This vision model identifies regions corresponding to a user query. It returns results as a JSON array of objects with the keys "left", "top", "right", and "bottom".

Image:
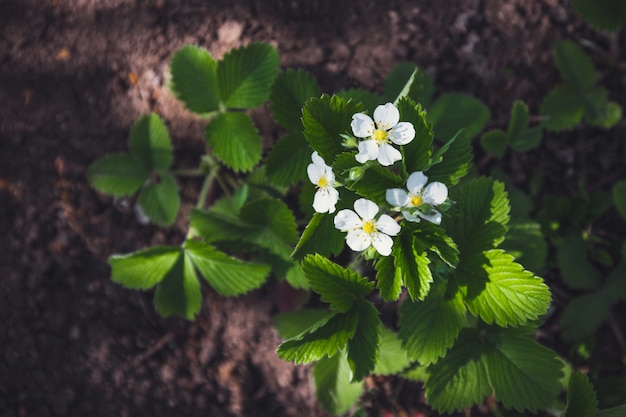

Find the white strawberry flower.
[
  {"left": 334, "top": 198, "right": 401, "bottom": 256},
  {"left": 307, "top": 151, "right": 339, "bottom": 213},
  {"left": 386, "top": 171, "right": 448, "bottom": 225},
  {"left": 351, "top": 102, "right": 415, "bottom": 166}
]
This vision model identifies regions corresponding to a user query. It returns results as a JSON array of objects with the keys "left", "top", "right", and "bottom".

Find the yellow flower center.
[
  {"left": 363, "top": 221, "right": 376, "bottom": 234},
  {"left": 411, "top": 195, "right": 423, "bottom": 207},
  {"left": 317, "top": 177, "right": 328, "bottom": 187},
  {"left": 373, "top": 129, "right": 388, "bottom": 143}
]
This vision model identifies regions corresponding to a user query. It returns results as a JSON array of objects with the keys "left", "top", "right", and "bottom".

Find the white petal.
[
  {"left": 334, "top": 209, "right": 361, "bottom": 231},
  {"left": 353, "top": 198, "right": 378, "bottom": 221},
  {"left": 419, "top": 211, "right": 442, "bottom": 225},
  {"left": 402, "top": 210, "right": 421, "bottom": 223},
  {"left": 326, "top": 187, "right": 339, "bottom": 213},
  {"left": 346, "top": 229, "right": 372, "bottom": 252},
  {"left": 377, "top": 143, "right": 402, "bottom": 166},
  {"left": 355, "top": 140, "right": 379, "bottom": 163},
  {"left": 351, "top": 113, "right": 375, "bottom": 138},
  {"left": 376, "top": 214, "right": 401, "bottom": 236},
  {"left": 371, "top": 232, "right": 394, "bottom": 256},
  {"left": 386, "top": 188, "right": 410, "bottom": 207},
  {"left": 373, "top": 103, "right": 400, "bottom": 130},
  {"left": 407, "top": 171, "right": 428, "bottom": 194},
  {"left": 307, "top": 163, "right": 324, "bottom": 185},
  {"left": 389, "top": 122, "right": 415, "bottom": 145},
  {"left": 311, "top": 151, "right": 328, "bottom": 169},
  {"left": 313, "top": 188, "right": 333, "bottom": 213},
  {"left": 422, "top": 182, "right": 448, "bottom": 205}
]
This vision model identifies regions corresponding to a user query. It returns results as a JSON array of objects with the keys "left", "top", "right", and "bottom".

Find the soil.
[{"left": 1, "top": 0, "right": 625, "bottom": 416}]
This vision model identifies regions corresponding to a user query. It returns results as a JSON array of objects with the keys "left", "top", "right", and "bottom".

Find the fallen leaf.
[
  {"left": 56, "top": 47, "right": 70, "bottom": 61},
  {"left": 128, "top": 72, "right": 139, "bottom": 85}
]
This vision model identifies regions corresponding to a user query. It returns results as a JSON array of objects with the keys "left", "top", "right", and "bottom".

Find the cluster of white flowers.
[{"left": 306, "top": 102, "right": 448, "bottom": 256}]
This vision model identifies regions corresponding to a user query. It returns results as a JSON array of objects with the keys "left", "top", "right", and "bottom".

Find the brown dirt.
[{"left": 1, "top": 0, "right": 625, "bottom": 416}]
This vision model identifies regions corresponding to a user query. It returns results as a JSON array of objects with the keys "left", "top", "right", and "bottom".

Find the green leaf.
[
  {"left": 189, "top": 207, "right": 251, "bottom": 244},
  {"left": 87, "top": 153, "right": 148, "bottom": 197},
  {"left": 557, "top": 235, "right": 603, "bottom": 290},
  {"left": 563, "top": 371, "right": 598, "bottom": 417},
  {"left": 597, "top": 405, "right": 626, "bottom": 417},
  {"left": 277, "top": 309, "right": 359, "bottom": 364},
  {"left": 384, "top": 62, "right": 434, "bottom": 106},
  {"left": 405, "top": 221, "right": 460, "bottom": 267},
  {"left": 500, "top": 221, "right": 547, "bottom": 275},
  {"left": 347, "top": 300, "right": 381, "bottom": 381},
  {"left": 184, "top": 239, "right": 270, "bottom": 296},
  {"left": 292, "top": 213, "right": 345, "bottom": 260},
  {"left": 154, "top": 254, "right": 202, "bottom": 320},
  {"left": 540, "top": 84, "right": 585, "bottom": 131},
  {"left": 426, "top": 129, "right": 473, "bottom": 187},
  {"left": 507, "top": 101, "right": 530, "bottom": 139},
  {"left": 204, "top": 112, "right": 262, "bottom": 172},
  {"left": 136, "top": 172, "right": 180, "bottom": 226},
  {"left": 572, "top": 0, "right": 626, "bottom": 31},
  {"left": 351, "top": 165, "right": 404, "bottom": 203},
  {"left": 510, "top": 126, "right": 542, "bottom": 152},
  {"left": 613, "top": 180, "right": 626, "bottom": 219},
  {"left": 313, "top": 352, "right": 364, "bottom": 416},
  {"left": 302, "top": 254, "right": 374, "bottom": 313},
  {"left": 398, "top": 283, "right": 466, "bottom": 365},
  {"left": 217, "top": 42, "right": 280, "bottom": 108},
  {"left": 425, "top": 329, "right": 492, "bottom": 413},
  {"left": 129, "top": 113, "right": 173, "bottom": 172},
  {"left": 302, "top": 94, "right": 363, "bottom": 163},
  {"left": 554, "top": 40, "right": 597, "bottom": 89},
  {"left": 429, "top": 93, "right": 490, "bottom": 141},
  {"left": 480, "top": 129, "right": 509, "bottom": 158},
  {"left": 586, "top": 100, "right": 622, "bottom": 129},
  {"left": 168, "top": 45, "right": 220, "bottom": 114},
  {"left": 485, "top": 332, "right": 564, "bottom": 413},
  {"left": 560, "top": 292, "right": 611, "bottom": 342},
  {"left": 274, "top": 309, "right": 334, "bottom": 339},
  {"left": 265, "top": 132, "right": 311, "bottom": 186},
  {"left": 393, "top": 230, "right": 433, "bottom": 301},
  {"left": 336, "top": 88, "right": 382, "bottom": 115},
  {"left": 270, "top": 68, "right": 321, "bottom": 131},
  {"left": 397, "top": 97, "right": 433, "bottom": 173},
  {"left": 375, "top": 255, "right": 402, "bottom": 302},
  {"left": 109, "top": 246, "right": 182, "bottom": 290},
  {"left": 373, "top": 327, "right": 411, "bottom": 375},
  {"left": 460, "top": 249, "right": 551, "bottom": 327}
]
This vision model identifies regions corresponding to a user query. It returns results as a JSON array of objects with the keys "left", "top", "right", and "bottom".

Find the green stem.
[
  {"left": 196, "top": 168, "right": 218, "bottom": 210},
  {"left": 170, "top": 168, "right": 204, "bottom": 177}
]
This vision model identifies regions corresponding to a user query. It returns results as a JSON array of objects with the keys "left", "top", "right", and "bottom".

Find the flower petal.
[
  {"left": 313, "top": 188, "right": 337, "bottom": 213},
  {"left": 373, "top": 103, "right": 399, "bottom": 130},
  {"left": 376, "top": 214, "right": 401, "bottom": 236},
  {"left": 311, "top": 151, "right": 328, "bottom": 169},
  {"left": 386, "top": 188, "right": 410, "bottom": 207},
  {"left": 351, "top": 113, "right": 375, "bottom": 138},
  {"left": 418, "top": 211, "right": 442, "bottom": 225},
  {"left": 326, "top": 186, "right": 339, "bottom": 213},
  {"left": 346, "top": 229, "right": 372, "bottom": 252},
  {"left": 389, "top": 122, "right": 415, "bottom": 145},
  {"left": 307, "top": 163, "right": 324, "bottom": 185},
  {"left": 355, "top": 140, "right": 379, "bottom": 163},
  {"left": 407, "top": 171, "right": 428, "bottom": 194},
  {"left": 353, "top": 198, "right": 379, "bottom": 220},
  {"left": 371, "top": 232, "right": 394, "bottom": 256},
  {"left": 377, "top": 143, "right": 402, "bottom": 166},
  {"left": 402, "top": 210, "right": 421, "bottom": 223},
  {"left": 422, "top": 182, "right": 448, "bottom": 205},
  {"left": 334, "top": 209, "right": 361, "bottom": 231}
]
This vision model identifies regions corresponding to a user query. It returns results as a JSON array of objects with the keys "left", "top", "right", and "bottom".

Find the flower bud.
[{"left": 349, "top": 166, "right": 365, "bottom": 181}]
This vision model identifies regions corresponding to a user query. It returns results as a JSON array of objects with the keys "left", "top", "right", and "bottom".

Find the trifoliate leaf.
[
  {"left": 375, "top": 255, "right": 402, "bottom": 302},
  {"left": 109, "top": 246, "right": 182, "bottom": 290},
  {"left": 313, "top": 352, "right": 364, "bottom": 416},
  {"left": 265, "top": 132, "right": 311, "bottom": 186},
  {"left": 269, "top": 69, "right": 321, "bottom": 131},
  {"left": 540, "top": 84, "right": 585, "bottom": 131},
  {"left": 613, "top": 180, "right": 626, "bottom": 219},
  {"left": 217, "top": 42, "right": 279, "bottom": 109},
  {"left": 557, "top": 235, "right": 603, "bottom": 290},
  {"left": 87, "top": 153, "right": 148, "bottom": 197},
  {"left": 572, "top": 0, "right": 626, "bottom": 31},
  {"left": 184, "top": 239, "right": 270, "bottom": 296},
  {"left": 460, "top": 249, "right": 551, "bottom": 327},
  {"left": 168, "top": 45, "right": 220, "bottom": 115},
  {"left": 292, "top": 213, "right": 345, "bottom": 260},
  {"left": 302, "top": 94, "right": 363, "bottom": 163},
  {"left": 484, "top": 331, "right": 564, "bottom": 413},
  {"left": 189, "top": 207, "right": 251, "bottom": 243},
  {"left": 154, "top": 254, "right": 202, "bottom": 320},
  {"left": 129, "top": 113, "right": 173, "bottom": 172},
  {"left": 384, "top": 62, "right": 434, "bottom": 107},
  {"left": 347, "top": 300, "right": 381, "bottom": 381},
  {"left": 586, "top": 100, "right": 623, "bottom": 129},
  {"left": 336, "top": 88, "right": 382, "bottom": 115},
  {"left": 426, "top": 129, "right": 473, "bottom": 186},
  {"left": 274, "top": 309, "right": 334, "bottom": 339},
  {"left": 447, "top": 177, "right": 510, "bottom": 256},
  {"left": 563, "top": 371, "right": 598, "bottom": 417},
  {"left": 204, "top": 112, "right": 262, "bottom": 172},
  {"left": 277, "top": 308, "right": 359, "bottom": 364},
  {"left": 429, "top": 93, "right": 490, "bottom": 141},
  {"left": 374, "top": 327, "right": 411, "bottom": 375},
  {"left": 397, "top": 97, "right": 433, "bottom": 173},
  {"left": 398, "top": 283, "right": 466, "bottom": 365},
  {"left": 510, "top": 126, "right": 542, "bottom": 152},
  {"left": 136, "top": 172, "right": 180, "bottom": 226},
  {"left": 393, "top": 230, "right": 433, "bottom": 301},
  {"left": 351, "top": 165, "right": 404, "bottom": 204},
  {"left": 480, "top": 129, "right": 509, "bottom": 158},
  {"left": 560, "top": 292, "right": 611, "bottom": 342},
  {"left": 507, "top": 101, "right": 531, "bottom": 139},
  {"left": 425, "top": 329, "right": 492, "bottom": 413},
  {"left": 500, "top": 221, "right": 547, "bottom": 275},
  {"left": 554, "top": 40, "right": 597, "bottom": 89},
  {"left": 302, "top": 254, "right": 374, "bottom": 313},
  {"left": 405, "top": 221, "right": 460, "bottom": 268}
]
